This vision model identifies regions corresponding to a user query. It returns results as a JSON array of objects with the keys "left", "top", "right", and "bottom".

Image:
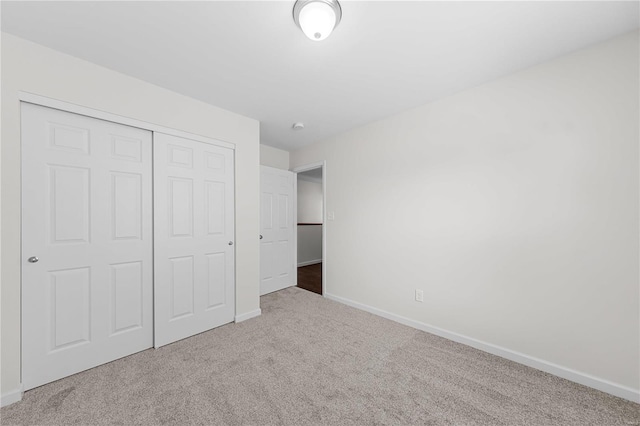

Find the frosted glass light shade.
[
  {"left": 299, "top": 2, "right": 336, "bottom": 41},
  {"left": 293, "top": 0, "right": 342, "bottom": 42}
]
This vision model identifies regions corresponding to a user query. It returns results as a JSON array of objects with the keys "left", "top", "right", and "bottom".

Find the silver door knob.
[
  {"left": 28, "top": 256, "right": 39, "bottom": 263},
  {"left": 228, "top": 241, "right": 233, "bottom": 245},
  {"left": 260, "top": 235, "right": 263, "bottom": 240}
]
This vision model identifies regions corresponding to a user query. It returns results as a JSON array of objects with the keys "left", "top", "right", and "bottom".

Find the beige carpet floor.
[{"left": 2, "top": 287, "right": 639, "bottom": 425}]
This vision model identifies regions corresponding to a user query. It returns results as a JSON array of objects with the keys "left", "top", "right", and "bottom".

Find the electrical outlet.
[
  {"left": 415, "top": 289, "right": 424, "bottom": 302},
  {"left": 328, "top": 211, "right": 335, "bottom": 221}
]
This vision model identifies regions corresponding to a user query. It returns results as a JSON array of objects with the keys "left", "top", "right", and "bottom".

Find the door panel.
[
  {"left": 260, "top": 166, "right": 295, "bottom": 295},
  {"left": 22, "top": 103, "right": 153, "bottom": 390},
  {"left": 205, "top": 181, "right": 225, "bottom": 234},
  {"left": 50, "top": 267, "right": 91, "bottom": 350},
  {"left": 110, "top": 261, "right": 143, "bottom": 334},
  {"left": 206, "top": 252, "right": 227, "bottom": 308},
  {"left": 111, "top": 172, "right": 142, "bottom": 240},
  {"left": 169, "top": 177, "right": 194, "bottom": 237},
  {"left": 170, "top": 256, "right": 195, "bottom": 319},
  {"left": 154, "top": 133, "right": 235, "bottom": 347},
  {"left": 50, "top": 165, "right": 91, "bottom": 243}
]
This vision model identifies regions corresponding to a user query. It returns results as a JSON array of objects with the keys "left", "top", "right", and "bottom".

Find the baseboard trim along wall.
[
  {"left": 324, "top": 292, "right": 640, "bottom": 403},
  {"left": 1, "top": 385, "right": 23, "bottom": 407},
  {"left": 234, "top": 309, "right": 262, "bottom": 323},
  {"left": 298, "top": 259, "right": 322, "bottom": 267}
]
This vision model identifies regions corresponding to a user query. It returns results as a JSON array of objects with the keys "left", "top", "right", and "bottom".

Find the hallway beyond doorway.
[{"left": 297, "top": 263, "right": 322, "bottom": 295}]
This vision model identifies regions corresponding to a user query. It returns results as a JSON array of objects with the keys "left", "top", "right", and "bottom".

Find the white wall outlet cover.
[
  {"left": 415, "top": 289, "right": 424, "bottom": 302},
  {"left": 328, "top": 211, "right": 335, "bottom": 221}
]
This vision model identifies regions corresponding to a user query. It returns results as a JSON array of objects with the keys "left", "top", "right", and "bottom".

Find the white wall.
[
  {"left": 297, "top": 179, "right": 323, "bottom": 223},
  {"left": 1, "top": 34, "right": 261, "bottom": 396},
  {"left": 290, "top": 31, "right": 639, "bottom": 398},
  {"left": 297, "top": 226, "right": 322, "bottom": 266},
  {"left": 260, "top": 144, "right": 289, "bottom": 170},
  {"left": 297, "top": 179, "right": 323, "bottom": 265}
]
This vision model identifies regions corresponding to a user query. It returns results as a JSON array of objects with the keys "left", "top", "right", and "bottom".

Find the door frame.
[
  {"left": 292, "top": 161, "right": 326, "bottom": 295},
  {"left": 19, "top": 92, "right": 237, "bottom": 386}
]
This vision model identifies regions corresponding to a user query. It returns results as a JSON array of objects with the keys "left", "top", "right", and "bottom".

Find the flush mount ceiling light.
[{"left": 293, "top": 0, "right": 342, "bottom": 41}]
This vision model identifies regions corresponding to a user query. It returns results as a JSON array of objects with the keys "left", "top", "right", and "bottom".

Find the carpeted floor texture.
[{"left": 2, "top": 287, "right": 639, "bottom": 425}]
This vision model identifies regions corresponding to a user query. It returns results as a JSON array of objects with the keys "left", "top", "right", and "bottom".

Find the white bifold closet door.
[
  {"left": 153, "top": 133, "right": 235, "bottom": 347},
  {"left": 21, "top": 103, "right": 153, "bottom": 390},
  {"left": 260, "top": 166, "right": 295, "bottom": 295}
]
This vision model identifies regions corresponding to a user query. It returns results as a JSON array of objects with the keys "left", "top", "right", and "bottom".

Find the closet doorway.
[
  {"left": 20, "top": 97, "right": 236, "bottom": 390},
  {"left": 294, "top": 162, "right": 326, "bottom": 295}
]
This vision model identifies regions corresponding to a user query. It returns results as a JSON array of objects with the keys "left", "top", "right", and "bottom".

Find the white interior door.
[
  {"left": 154, "top": 133, "right": 235, "bottom": 347},
  {"left": 21, "top": 102, "right": 153, "bottom": 390},
  {"left": 260, "top": 166, "right": 295, "bottom": 295}
]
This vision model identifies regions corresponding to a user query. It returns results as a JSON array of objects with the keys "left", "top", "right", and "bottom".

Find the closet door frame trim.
[{"left": 18, "top": 92, "right": 235, "bottom": 150}]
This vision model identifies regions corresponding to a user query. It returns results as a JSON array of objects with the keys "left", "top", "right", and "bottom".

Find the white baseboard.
[
  {"left": 324, "top": 292, "right": 640, "bottom": 403},
  {"left": 298, "top": 259, "right": 322, "bottom": 267},
  {"left": 1, "top": 385, "right": 23, "bottom": 407},
  {"left": 234, "top": 308, "right": 261, "bottom": 323}
]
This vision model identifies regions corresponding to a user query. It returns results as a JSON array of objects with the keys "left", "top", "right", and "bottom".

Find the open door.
[{"left": 260, "top": 166, "right": 295, "bottom": 295}]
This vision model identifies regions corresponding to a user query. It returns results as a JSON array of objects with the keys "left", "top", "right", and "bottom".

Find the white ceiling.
[{"left": 2, "top": 1, "right": 638, "bottom": 151}]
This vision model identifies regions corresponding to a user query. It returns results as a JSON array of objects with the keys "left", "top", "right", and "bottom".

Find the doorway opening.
[{"left": 294, "top": 162, "right": 326, "bottom": 295}]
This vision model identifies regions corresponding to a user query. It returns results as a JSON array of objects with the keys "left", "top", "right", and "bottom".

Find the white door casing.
[
  {"left": 154, "top": 133, "right": 235, "bottom": 347},
  {"left": 21, "top": 103, "right": 153, "bottom": 390},
  {"left": 260, "top": 166, "right": 295, "bottom": 295}
]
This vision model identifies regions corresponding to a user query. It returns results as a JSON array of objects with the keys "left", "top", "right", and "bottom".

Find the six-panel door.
[
  {"left": 260, "top": 166, "right": 295, "bottom": 295},
  {"left": 153, "top": 133, "right": 235, "bottom": 347},
  {"left": 21, "top": 103, "right": 154, "bottom": 390}
]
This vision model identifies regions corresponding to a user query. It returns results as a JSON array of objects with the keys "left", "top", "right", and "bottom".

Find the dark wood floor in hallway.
[{"left": 297, "top": 263, "right": 322, "bottom": 294}]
